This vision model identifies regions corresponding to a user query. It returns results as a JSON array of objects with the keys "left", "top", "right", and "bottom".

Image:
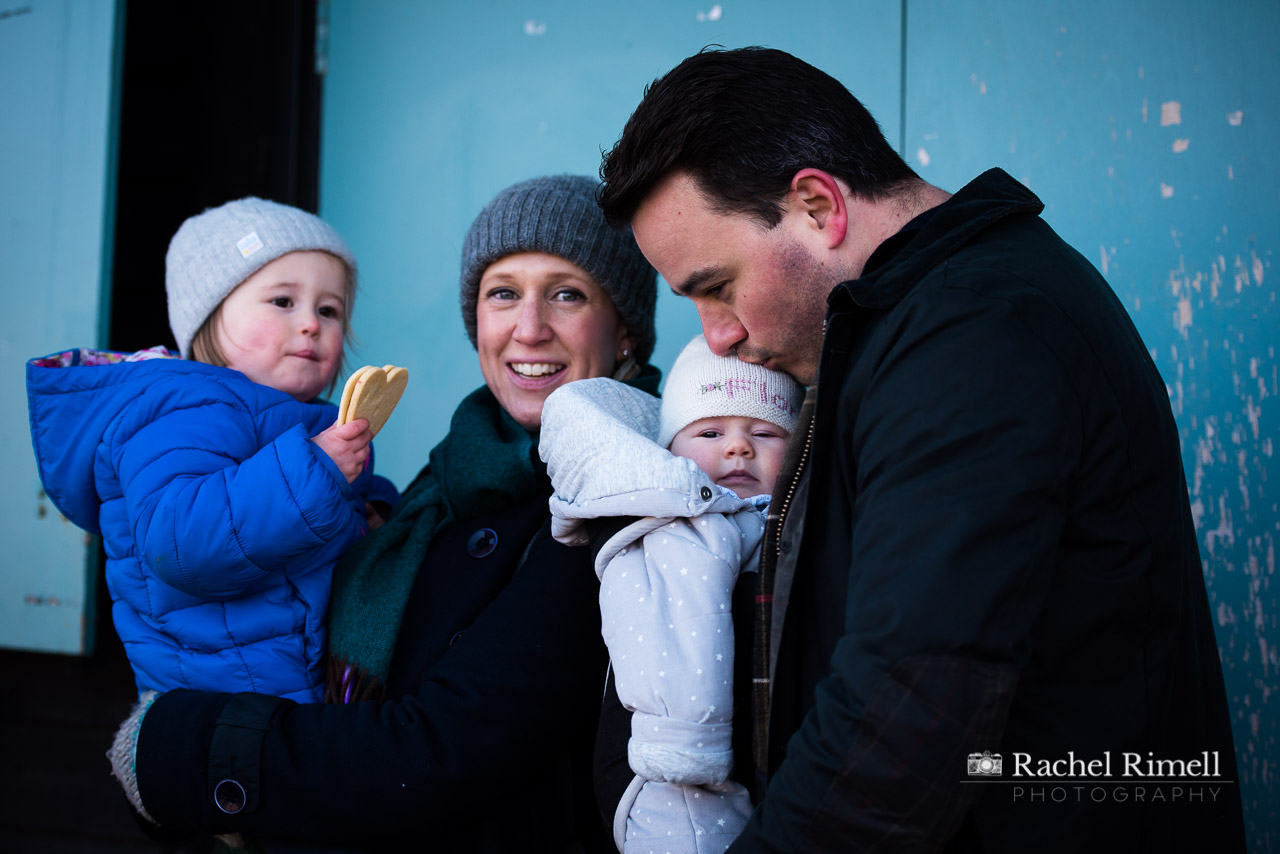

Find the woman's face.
[{"left": 476, "top": 251, "right": 631, "bottom": 430}]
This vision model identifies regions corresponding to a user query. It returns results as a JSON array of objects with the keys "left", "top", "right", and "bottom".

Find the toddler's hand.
[{"left": 312, "top": 418, "right": 372, "bottom": 483}]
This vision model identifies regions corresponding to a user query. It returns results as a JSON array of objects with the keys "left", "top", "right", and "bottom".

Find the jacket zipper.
[
  {"left": 770, "top": 403, "right": 814, "bottom": 561},
  {"left": 754, "top": 327, "right": 822, "bottom": 779}
]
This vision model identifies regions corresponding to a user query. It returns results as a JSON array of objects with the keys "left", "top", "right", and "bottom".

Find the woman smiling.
[{"left": 110, "top": 176, "right": 658, "bottom": 853}]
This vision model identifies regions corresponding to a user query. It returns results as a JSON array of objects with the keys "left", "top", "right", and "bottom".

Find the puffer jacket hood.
[{"left": 28, "top": 348, "right": 235, "bottom": 531}]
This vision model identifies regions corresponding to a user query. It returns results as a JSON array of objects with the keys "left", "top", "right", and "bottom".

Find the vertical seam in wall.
[{"left": 899, "top": 0, "right": 908, "bottom": 156}]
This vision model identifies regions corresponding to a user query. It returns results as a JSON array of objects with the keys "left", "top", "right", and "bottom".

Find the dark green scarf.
[{"left": 325, "top": 368, "right": 660, "bottom": 702}]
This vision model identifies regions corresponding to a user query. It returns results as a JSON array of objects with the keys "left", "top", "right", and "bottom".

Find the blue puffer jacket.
[{"left": 26, "top": 348, "right": 398, "bottom": 702}]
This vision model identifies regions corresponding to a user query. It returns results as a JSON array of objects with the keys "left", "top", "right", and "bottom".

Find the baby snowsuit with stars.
[{"left": 541, "top": 377, "right": 763, "bottom": 854}]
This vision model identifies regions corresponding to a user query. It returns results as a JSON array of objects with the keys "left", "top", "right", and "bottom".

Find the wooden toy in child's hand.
[{"left": 338, "top": 365, "right": 409, "bottom": 437}]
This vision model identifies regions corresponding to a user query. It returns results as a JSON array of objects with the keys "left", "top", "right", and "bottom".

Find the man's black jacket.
[{"left": 730, "top": 169, "right": 1245, "bottom": 852}]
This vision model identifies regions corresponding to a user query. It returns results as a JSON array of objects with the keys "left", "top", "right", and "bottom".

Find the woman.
[{"left": 109, "top": 175, "right": 659, "bottom": 852}]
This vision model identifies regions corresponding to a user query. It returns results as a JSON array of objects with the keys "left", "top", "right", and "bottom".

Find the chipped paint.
[
  {"left": 23, "top": 594, "right": 75, "bottom": 607},
  {"left": 696, "top": 4, "right": 722, "bottom": 22},
  {"left": 1228, "top": 110, "right": 1244, "bottom": 126},
  {"left": 1161, "top": 182, "right": 1175, "bottom": 199},
  {"left": 523, "top": 20, "right": 546, "bottom": 35},
  {"left": 1154, "top": 224, "right": 1277, "bottom": 846},
  {"left": 1161, "top": 100, "right": 1182, "bottom": 126},
  {"left": 1175, "top": 294, "right": 1193, "bottom": 336},
  {"left": 917, "top": 147, "right": 931, "bottom": 166},
  {"left": 1173, "top": 138, "right": 1190, "bottom": 153}
]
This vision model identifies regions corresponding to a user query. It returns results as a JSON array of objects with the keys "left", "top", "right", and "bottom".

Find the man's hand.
[{"left": 312, "top": 418, "right": 372, "bottom": 483}]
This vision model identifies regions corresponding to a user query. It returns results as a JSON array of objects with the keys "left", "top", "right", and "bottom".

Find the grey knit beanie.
[
  {"left": 165, "top": 197, "right": 357, "bottom": 357},
  {"left": 459, "top": 175, "right": 657, "bottom": 365},
  {"left": 658, "top": 335, "right": 804, "bottom": 448}
]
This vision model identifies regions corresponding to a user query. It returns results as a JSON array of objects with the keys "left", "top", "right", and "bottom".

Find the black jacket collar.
[{"left": 830, "top": 168, "right": 1045, "bottom": 311}]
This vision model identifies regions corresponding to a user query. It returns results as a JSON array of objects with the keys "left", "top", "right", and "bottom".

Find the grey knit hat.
[
  {"left": 459, "top": 175, "right": 657, "bottom": 365},
  {"left": 165, "top": 197, "right": 357, "bottom": 357}
]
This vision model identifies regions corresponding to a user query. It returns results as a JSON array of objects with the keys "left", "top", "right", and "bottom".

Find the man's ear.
[{"left": 789, "top": 168, "right": 848, "bottom": 249}]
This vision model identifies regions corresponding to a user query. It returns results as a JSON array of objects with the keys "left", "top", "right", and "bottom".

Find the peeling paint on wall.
[
  {"left": 1157, "top": 229, "right": 1277, "bottom": 848},
  {"left": 23, "top": 594, "right": 76, "bottom": 608},
  {"left": 696, "top": 4, "right": 723, "bottom": 22}
]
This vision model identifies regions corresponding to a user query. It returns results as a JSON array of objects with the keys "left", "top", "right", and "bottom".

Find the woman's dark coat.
[{"left": 136, "top": 493, "right": 611, "bottom": 853}]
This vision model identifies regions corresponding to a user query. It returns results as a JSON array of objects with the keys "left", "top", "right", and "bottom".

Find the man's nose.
[{"left": 697, "top": 304, "right": 746, "bottom": 357}]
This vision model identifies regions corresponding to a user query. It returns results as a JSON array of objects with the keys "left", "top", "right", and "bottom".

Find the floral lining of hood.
[{"left": 30, "top": 345, "right": 176, "bottom": 368}]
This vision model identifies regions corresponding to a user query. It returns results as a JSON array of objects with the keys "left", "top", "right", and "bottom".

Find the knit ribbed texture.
[
  {"left": 108, "top": 690, "right": 158, "bottom": 825},
  {"left": 459, "top": 175, "right": 657, "bottom": 365},
  {"left": 658, "top": 335, "right": 805, "bottom": 448},
  {"left": 165, "top": 197, "right": 357, "bottom": 357}
]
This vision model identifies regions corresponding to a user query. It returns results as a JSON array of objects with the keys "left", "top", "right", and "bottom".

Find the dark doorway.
[
  {"left": 0, "top": 2, "right": 322, "bottom": 850},
  {"left": 109, "top": 0, "right": 323, "bottom": 353}
]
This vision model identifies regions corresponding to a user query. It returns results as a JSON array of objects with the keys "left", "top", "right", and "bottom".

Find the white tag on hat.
[{"left": 237, "top": 230, "right": 264, "bottom": 258}]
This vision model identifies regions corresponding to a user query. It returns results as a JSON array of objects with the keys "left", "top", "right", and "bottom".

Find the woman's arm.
[{"left": 131, "top": 521, "right": 606, "bottom": 843}]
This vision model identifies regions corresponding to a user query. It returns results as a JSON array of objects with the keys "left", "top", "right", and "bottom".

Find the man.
[{"left": 597, "top": 47, "right": 1244, "bottom": 852}]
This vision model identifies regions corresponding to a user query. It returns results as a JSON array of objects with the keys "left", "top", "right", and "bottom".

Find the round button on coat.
[
  {"left": 214, "top": 778, "right": 247, "bottom": 814},
  {"left": 467, "top": 528, "right": 498, "bottom": 558},
  {"left": 700, "top": 487, "right": 713, "bottom": 500}
]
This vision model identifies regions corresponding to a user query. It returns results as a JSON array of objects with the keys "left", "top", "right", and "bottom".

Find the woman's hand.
[{"left": 312, "top": 418, "right": 372, "bottom": 483}]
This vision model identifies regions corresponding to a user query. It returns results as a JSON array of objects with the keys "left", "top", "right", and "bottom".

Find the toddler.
[
  {"left": 540, "top": 334, "right": 803, "bottom": 854},
  {"left": 26, "top": 197, "right": 398, "bottom": 704}
]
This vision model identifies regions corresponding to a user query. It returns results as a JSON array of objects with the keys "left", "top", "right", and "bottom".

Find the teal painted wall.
[
  {"left": 905, "top": 2, "right": 1278, "bottom": 844},
  {"left": 2, "top": 0, "right": 1272, "bottom": 846},
  {"left": 3, "top": 0, "right": 120, "bottom": 654},
  {"left": 319, "top": 0, "right": 903, "bottom": 488},
  {"left": 323, "top": 0, "right": 1277, "bottom": 847}
]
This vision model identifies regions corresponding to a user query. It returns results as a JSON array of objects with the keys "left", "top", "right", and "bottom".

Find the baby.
[
  {"left": 661, "top": 338, "right": 793, "bottom": 501},
  {"left": 540, "top": 334, "right": 803, "bottom": 854},
  {"left": 27, "top": 197, "right": 397, "bottom": 705}
]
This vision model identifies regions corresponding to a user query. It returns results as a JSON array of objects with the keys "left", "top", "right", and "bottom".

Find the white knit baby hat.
[{"left": 657, "top": 334, "right": 804, "bottom": 448}]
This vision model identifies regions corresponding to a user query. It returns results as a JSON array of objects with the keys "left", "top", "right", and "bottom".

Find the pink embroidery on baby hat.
[{"left": 692, "top": 376, "right": 795, "bottom": 416}]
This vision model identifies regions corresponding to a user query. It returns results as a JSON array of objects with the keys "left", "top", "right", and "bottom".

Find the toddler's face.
[
  {"left": 669, "top": 415, "right": 789, "bottom": 499},
  {"left": 216, "top": 250, "right": 347, "bottom": 402}
]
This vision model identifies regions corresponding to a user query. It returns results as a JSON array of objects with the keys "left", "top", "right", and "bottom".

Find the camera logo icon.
[{"left": 967, "top": 751, "right": 1003, "bottom": 776}]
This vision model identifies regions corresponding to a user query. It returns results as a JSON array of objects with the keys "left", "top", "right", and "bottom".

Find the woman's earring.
[{"left": 622, "top": 348, "right": 630, "bottom": 357}]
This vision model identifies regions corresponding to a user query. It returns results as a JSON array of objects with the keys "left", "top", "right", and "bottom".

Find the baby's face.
[{"left": 669, "top": 416, "right": 790, "bottom": 499}]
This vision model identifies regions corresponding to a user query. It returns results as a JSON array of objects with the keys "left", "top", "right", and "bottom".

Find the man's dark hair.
[{"left": 600, "top": 46, "right": 919, "bottom": 228}]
